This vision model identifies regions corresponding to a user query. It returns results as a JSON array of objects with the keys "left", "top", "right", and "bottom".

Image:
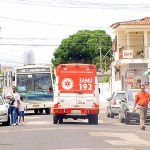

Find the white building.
[
  {"left": 23, "top": 50, "right": 35, "bottom": 66},
  {"left": 110, "top": 17, "right": 150, "bottom": 92}
]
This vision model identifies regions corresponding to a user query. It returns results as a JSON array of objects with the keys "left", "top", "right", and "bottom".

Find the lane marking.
[
  {"left": 51, "top": 148, "right": 135, "bottom": 150},
  {"left": 82, "top": 119, "right": 104, "bottom": 124},
  {"left": 89, "top": 132, "right": 150, "bottom": 146},
  {"left": 26, "top": 121, "right": 51, "bottom": 125},
  {"left": 25, "top": 116, "right": 42, "bottom": 119}
]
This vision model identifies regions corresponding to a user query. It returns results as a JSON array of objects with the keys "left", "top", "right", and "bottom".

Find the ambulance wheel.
[
  {"left": 88, "top": 114, "right": 98, "bottom": 125},
  {"left": 53, "top": 114, "right": 58, "bottom": 124},
  {"left": 93, "top": 114, "right": 98, "bottom": 125}
]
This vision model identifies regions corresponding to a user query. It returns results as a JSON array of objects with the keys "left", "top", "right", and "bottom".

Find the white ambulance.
[{"left": 53, "top": 64, "right": 100, "bottom": 124}]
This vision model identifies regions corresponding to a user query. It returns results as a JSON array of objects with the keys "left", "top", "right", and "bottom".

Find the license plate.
[
  {"left": 72, "top": 110, "right": 81, "bottom": 114},
  {"left": 33, "top": 105, "right": 39, "bottom": 108}
]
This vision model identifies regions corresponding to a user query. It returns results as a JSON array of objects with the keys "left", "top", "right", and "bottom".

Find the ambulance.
[{"left": 53, "top": 64, "right": 100, "bottom": 124}]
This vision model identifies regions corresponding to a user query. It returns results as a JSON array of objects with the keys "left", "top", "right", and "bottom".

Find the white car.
[
  {"left": 0, "top": 95, "right": 10, "bottom": 126},
  {"left": 106, "top": 91, "right": 126, "bottom": 118}
]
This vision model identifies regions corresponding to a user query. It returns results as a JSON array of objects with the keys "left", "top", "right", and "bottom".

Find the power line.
[
  {"left": 0, "top": 41, "right": 111, "bottom": 46},
  {"left": 0, "top": 43, "right": 59, "bottom": 46},
  {"left": 0, "top": 15, "right": 107, "bottom": 29},
  {"left": 1, "top": 37, "right": 60, "bottom": 40},
  {"left": 0, "top": 1, "right": 149, "bottom": 30},
  {"left": 1, "top": 0, "right": 150, "bottom": 12}
]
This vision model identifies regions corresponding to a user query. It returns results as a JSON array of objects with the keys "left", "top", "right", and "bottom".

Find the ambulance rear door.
[
  {"left": 58, "top": 66, "right": 78, "bottom": 108},
  {"left": 76, "top": 66, "right": 96, "bottom": 108}
]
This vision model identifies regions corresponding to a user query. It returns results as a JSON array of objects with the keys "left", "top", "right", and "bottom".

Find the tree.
[{"left": 51, "top": 30, "right": 112, "bottom": 70}]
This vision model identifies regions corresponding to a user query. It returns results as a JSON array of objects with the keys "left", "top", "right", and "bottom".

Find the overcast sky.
[{"left": 0, "top": 0, "right": 150, "bottom": 67}]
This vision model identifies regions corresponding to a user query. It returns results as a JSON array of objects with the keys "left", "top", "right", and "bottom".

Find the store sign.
[
  {"left": 127, "top": 77, "right": 134, "bottom": 84},
  {"left": 123, "top": 50, "right": 133, "bottom": 58},
  {"left": 127, "top": 71, "right": 135, "bottom": 77},
  {"left": 126, "top": 71, "right": 135, "bottom": 84}
]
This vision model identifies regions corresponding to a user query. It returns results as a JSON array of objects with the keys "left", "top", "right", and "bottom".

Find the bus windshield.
[
  {"left": 17, "top": 73, "right": 51, "bottom": 92},
  {"left": 17, "top": 73, "right": 53, "bottom": 101}
]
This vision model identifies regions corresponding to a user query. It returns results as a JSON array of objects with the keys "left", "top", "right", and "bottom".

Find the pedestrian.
[
  {"left": 6, "top": 86, "right": 20, "bottom": 126},
  {"left": 18, "top": 96, "right": 25, "bottom": 125},
  {"left": 132, "top": 85, "right": 150, "bottom": 130}
]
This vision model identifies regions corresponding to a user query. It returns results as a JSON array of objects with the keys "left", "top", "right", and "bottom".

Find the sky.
[{"left": 0, "top": 0, "right": 150, "bottom": 67}]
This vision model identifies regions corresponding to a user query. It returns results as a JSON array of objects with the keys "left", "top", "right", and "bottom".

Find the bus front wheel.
[
  {"left": 34, "top": 109, "right": 38, "bottom": 114},
  {"left": 45, "top": 108, "right": 50, "bottom": 114},
  {"left": 39, "top": 109, "right": 43, "bottom": 114}
]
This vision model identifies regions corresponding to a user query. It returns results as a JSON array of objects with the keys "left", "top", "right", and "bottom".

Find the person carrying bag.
[
  {"left": 6, "top": 86, "right": 20, "bottom": 126},
  {"left": 8, "top": 93, "right": 15, "bottom": 105}
]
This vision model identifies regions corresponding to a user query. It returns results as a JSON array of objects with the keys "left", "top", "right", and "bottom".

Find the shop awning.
[{"left": 144, "top": 69, "right": 150, "bottom": 75}]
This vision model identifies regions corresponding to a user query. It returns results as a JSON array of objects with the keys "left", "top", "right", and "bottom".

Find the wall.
[{"left": 99, "top": 83, "right": 111, "bottom": 102}]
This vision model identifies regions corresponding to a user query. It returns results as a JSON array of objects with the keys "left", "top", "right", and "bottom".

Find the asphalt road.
[{"left": 0, "top": 104, "right": 150, "bottom": 150}]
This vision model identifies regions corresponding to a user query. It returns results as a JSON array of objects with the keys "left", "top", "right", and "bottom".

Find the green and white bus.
[{"left": 3, "top": 65, "right": 54, "bottom": 114}]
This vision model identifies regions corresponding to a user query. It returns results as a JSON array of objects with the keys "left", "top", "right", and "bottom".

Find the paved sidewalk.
[{"left": 99, "top": 101, "right": 108, "bottom": 113}]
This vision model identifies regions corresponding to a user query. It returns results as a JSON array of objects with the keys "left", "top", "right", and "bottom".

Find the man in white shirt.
[{"left": 6, "top": 86, "right": 20, "bottom": 126}]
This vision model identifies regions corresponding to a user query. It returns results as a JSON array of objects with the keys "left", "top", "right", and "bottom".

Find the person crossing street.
[{"left": 133, "top": 85, "right": 150, "bottom": 130}]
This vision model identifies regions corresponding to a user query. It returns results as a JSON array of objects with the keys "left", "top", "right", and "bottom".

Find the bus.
[{"left": 3, "top": 65, "right": 54, "bottom": 114}]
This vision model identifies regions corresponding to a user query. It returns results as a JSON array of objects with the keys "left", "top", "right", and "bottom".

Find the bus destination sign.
[{"left": 17, "top": 68, "right": 50, "bottom": 73}]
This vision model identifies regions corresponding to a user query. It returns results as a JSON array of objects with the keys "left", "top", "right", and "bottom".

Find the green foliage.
[
  {"left": 52, "top": 30, "right": 112, "bottom": 68},
  {"left": 103, "top": 74, "right": 111, "bottom": 83}
]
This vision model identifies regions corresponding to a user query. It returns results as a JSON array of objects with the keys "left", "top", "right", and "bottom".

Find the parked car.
[
  {"left": 119, "top": 89, "right": 150, "bottom": 124},
  {"left": 0, "top": 95, "right": 10, "bottom": 126},
  {"left": 106, "top": 91, "right": 126, "bottom": 118}
]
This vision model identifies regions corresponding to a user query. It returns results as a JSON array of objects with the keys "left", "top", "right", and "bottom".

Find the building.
[
  {"left": 0, "top": 26, "right": 1, "bottom": 38},
  {"left": 23, "top": 50, "right": 35, "bottom": 66},
  {"left": 110, "top": 17, "right": 150, "bottom": 91}
]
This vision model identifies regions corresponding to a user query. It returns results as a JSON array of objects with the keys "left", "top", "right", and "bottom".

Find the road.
[{"left": 0, "top": 103, "right": 150, "bottom": 150}]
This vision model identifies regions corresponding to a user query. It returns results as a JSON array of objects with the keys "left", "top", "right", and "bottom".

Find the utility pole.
[{"left": 98, "top": 35, "right": 102, "bottom": 73}]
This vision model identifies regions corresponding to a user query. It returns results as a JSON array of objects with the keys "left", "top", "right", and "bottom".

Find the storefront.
[{"left": 112, "top": 62, "right": 149, "bottom": 92}]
